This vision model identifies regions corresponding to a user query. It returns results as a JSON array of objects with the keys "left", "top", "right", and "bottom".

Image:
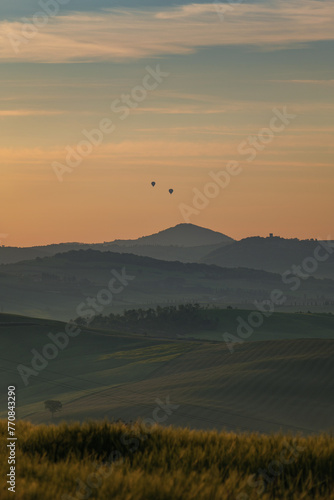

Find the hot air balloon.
[
  {"left": 169, "top": 189, "right": 174, "bottom": 195},
  {"left": 151, "top": 181, "right": 156, "bottom": 187}
]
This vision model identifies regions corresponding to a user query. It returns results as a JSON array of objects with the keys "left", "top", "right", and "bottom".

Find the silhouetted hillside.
[
  {"left": 113, "top": 223, "right": 234, "bottom": 247},
  {"left": 202, "top": 236, "right": 334, "bottom": 279},
  {"left": 0, "top": 224, "right": 233, "bottom": 265},
  {"left": 1, "top": 249, "right": 334, "bottom": 320}
]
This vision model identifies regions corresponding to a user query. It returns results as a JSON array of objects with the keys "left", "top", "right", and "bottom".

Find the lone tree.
[{"left": 44, "top": 400, "right": 62, "bottom": 418}]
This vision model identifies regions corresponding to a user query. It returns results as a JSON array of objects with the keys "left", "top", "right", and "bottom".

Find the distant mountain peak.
[{"left": 114, "top": 223, "right": 234, "bottom": 248}]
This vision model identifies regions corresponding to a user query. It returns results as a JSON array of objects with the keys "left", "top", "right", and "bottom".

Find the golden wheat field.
[{"left": 1, "top": 420, "right": 333, "bottom": 499}]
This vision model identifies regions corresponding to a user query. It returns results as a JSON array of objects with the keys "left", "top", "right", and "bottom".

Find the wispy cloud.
[
  {"left": 269, "top": 80, "right": 334, "bottom": 85},
  {"left": 2, "top": 129, "right": 332, "bottom": 168},
  {"left": 132, "top": 105, "right": 244, "bottom": 115},
  {"left": 0, "top": 109, "right": 64, "bottom": 117},
  {"left": 0, "top": 1, "right": 333, "bottom": 63},
  {"left": 155, "top": 4, "right": 224, "bottom": 19}
]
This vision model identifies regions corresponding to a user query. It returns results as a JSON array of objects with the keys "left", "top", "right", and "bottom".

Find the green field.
[
  {"left": 0, "top": 420, "right": 333, "bottom": 499},
  {"left": 1, "top": 311, "right": 333, "bottom": 434},
  {"left": 82, "top": 306, "right": 334, "bottom": 342},
  {"left": 183, "top": 308, "right": 334, "bottom": 342}
]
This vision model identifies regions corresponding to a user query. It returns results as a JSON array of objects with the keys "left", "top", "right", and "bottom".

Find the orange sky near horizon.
[
  {"left": 1, "top": 119, "right": 333, "bottom": 247},
  {"left": 1, "top": 155, "right": 333, "bottom": 247}
]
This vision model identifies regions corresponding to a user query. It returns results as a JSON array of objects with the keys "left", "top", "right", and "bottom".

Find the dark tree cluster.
[{"left": 75, "top": 304, "right": 219, "bottom": 334}]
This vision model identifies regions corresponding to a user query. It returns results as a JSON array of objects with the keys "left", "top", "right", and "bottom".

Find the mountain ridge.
[
  {"left": 0, "top": 223, "right": 233, "bottom": 265},
  {"left": 202, "top": 236, "right": 334, "bottom": 279},
  {"left": 113, "top": 223, "right": 234, "bottom": 247}
]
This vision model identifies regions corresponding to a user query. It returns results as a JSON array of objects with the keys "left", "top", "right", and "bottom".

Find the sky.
[{"left": 0, "top": 0, "right": 333, "bottom": 246}]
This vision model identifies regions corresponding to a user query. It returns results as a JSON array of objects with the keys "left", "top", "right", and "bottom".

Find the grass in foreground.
[{"left": 0, "top": 420, "right": 333, "bottom": 499}]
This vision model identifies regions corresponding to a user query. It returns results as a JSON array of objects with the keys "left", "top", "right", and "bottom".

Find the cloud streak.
[
  {"left": 0, "top": 109, "right": 64, "bottom": 117},
  {"left": 269, "top": 80, "right": 334, "bottom": 86},
  {"left": 2, "top": 129, "right": 332, "bottom": 167},
  {"left": 0, "top": 1, "right": 333, "bottom": 63}
]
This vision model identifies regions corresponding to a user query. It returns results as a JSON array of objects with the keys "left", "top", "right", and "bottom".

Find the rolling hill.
[
  {"left": 1, "top": 312, "right": 334, "bottom": 435},
  {"left": 3, "top": 227, "right": 333, "bottom": 283},
  {"left": 1, "top": 250, "right": 334, "bottom": 320},
  {"left": 0, "top": 223, "right": 233, "bottom": 265},
  {"left": 202, "top": 236, "right": 334, "bottom": 279}
]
